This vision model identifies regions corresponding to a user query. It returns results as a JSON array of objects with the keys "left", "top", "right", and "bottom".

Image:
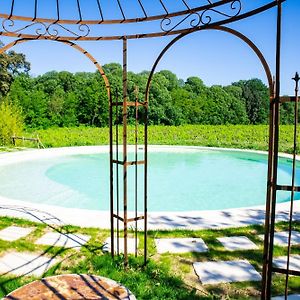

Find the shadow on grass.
[
  {"left": 88, "top": 254, "right": 212, "bottom": 300},
  {"left": 0, "top": 206, "right": 210, "bottom": 299},
  {"left": 0, "top": 205, "right": 106, "bottom": 298}
]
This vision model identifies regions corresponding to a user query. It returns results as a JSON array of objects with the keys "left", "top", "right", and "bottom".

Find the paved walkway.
[
  {"left": 0, "top": 221, "right": 299, "bottom": 297},
  {"left": 0, "top": 223, "right": 90, "bottom": 277},
  {"left": 0, "top": 199, "right": 298, "bottom": 230}
]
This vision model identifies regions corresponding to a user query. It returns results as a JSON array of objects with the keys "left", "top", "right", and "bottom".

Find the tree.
[
  {"left": 157, "top": 70, "right": 180, "bottom": 91},
  {"left": 233, "top": 79, "right": 269, "bottom": 124},
  {"left": 0, "top": 41, "right": 30, "bottom": 97},
  {"left": 184, "top": 77, "right": 206, "bottom": 96}
]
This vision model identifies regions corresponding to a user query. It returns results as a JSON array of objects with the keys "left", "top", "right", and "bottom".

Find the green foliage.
[
  {"left": 26, "top": 124, "right": 295, "bottom": 154},
  {"left": 6, "top": 62, "right": 293, "bottom": 129},
  {"left": 0, "top": 42, "right": 30, "bottom": 97},
  {"left": 0, "top": 100, "right": 24, "bottom": 145},
  {"left": 233, "top": 79, "right": 269, "bottom": 124},
  {"left": 0, "top": 44, "right": 295, "bottom": 128}
]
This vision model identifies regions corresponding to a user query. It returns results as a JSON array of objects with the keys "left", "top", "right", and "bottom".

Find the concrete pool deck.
[
  {"left": 0, "top": 146, "right": 299, "bottom": 230},
  {"left": 0, "top": 195, "right": 299, "bottom": 229}
]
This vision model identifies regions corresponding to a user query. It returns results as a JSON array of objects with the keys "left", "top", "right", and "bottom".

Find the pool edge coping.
[{"left": 0, "top": 145, "right": 298, "bottom": 230}]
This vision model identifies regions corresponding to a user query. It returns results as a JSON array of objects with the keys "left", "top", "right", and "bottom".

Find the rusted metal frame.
[
  {"left": 0, "top": 39, "right": 110, "bottom": 93},
  {"left": 182, "top": 0, "right": 190, "bottom": 10},
  {"left": 0, "top": 1, "right": 282, "bottom": 41},
  {"left": 76, "top": 0, "right": 82, "bottom": 22},
  {"left": 266, "top": 96, "right": 281, "bottom": 299},
  {"left": 137, "top": 0, "right": 147, "bottom": 18},
  {"left": 115, "top": 89, "right": 120, "bottom": 255},
  {"left": 262, "top": 1, "right": 282, "bottom": 298},
  {"left": 146, "top": 26, "right": 273, "bottom": 108},
  {"left": 112, "top": 160, "right": 145, "bottom": 166},
  {"left": 122, "top": 37, "right": 129, "bottom": 266},
  {"left": 0, "top": 0, "right": 281, "bottom": 27},
  {"left": 0, "top": 39, "right": 109, "bottom": 94},
  {"left": 113, "top": 213, "right": 123, "bottom": 222},
  {"left": 285, "top": 73, "right": 299, "bottom": 297},
  {"left": 96, "top": 0, "right": 104, "bottom": 23},
  {"left": 113, "top": 214, "right": 145, "bottom": 223},
  {"left": 144, "top": 92, "right": 148, "bottom": 266},
  {"left": 135, "top": 86, "right": 139, "bottom": 257},
  {"left": 112, "top": 101, "right": 145, "bottom": 107},
  {"left": 56, "top": 0, "right": 60, "bottom": 21},
  {"left": 129, "top": 216, "right": 144, "bottom": 222},
  {"left": 159, "top": 0, "right": 169, "bottom": 15},
  {"left": 276, "top": 185, "right": 300, "bottom": 192},
  {"left": 144, "top": 19, "right": 274, "bottom": 274},
  {"left": 109, "top": 82, "right": 114, "bottom": 259},
  {"left": 262, "top": 83, "right": 276, "bottom": 299},
  {"left": 280, "top": 96, "right": 297, "bottom": 103},
  {"left": 0, "top": 38, "right": 114, "bottom": 260},
  {"left": 273, "top": 267, "right": 300, "bottom": 276},
  {"left": 34, "top": 0, "right": 38, "bottom": 21},
  {"left": 116, "top": 0, "right": 126, "bottom": 21},
  {"left": 9, "top": 0, "right": 15, "bottom": 19}
]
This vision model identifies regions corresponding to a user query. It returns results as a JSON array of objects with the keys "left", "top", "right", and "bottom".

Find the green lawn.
[
  {"left": 19, "top": 124, "right": 296, "bottom": 153},
  {"left": 0, "top": 216, "right": 299, "bottom": 299}
]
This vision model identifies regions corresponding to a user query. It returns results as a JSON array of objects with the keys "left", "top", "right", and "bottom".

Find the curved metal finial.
[
  {"left": 293, "top": 72, "right": 300, "bottom": 92},
  {"left": 293, "top": 72, "right": 300, "bottom": 83},
  {"left": 160, "top": 0, "right": 241, "bottom": 32}
]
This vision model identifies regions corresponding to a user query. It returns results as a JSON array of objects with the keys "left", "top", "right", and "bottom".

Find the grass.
[
  {"left": 0, "top": 216, "right": 300, "bottom": 299},
  {"left": 18, "top": 124, "right": 297, "bottom": 153}
]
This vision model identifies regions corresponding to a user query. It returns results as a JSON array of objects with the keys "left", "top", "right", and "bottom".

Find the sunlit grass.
[
  {"left": 20, "top": 125, "right": 297, "bottom": 154},
  {"left": 0, "top": 217, "right": 299, "bottom": 299}
]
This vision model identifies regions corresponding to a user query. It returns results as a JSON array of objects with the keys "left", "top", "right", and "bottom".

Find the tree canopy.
[
  {"left": 0, "top": 39, "right": 294, "bottom": 131},
  {"left": 3, "top": 63, "right": 290, "bottom": 129},
  {"left": 0, "top": 42, "right": 30, "bottom": 97}
]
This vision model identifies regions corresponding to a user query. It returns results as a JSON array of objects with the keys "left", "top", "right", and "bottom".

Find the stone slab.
[
  {"left": 273, "top": 255, "right": 300, "bottom": 272},
  {"left": 217, "top": 236, "right": 258, "bottom": 251},
  {"left": 259, "top": 231, "right": 300, "bottom": 246},
  {"left": 35, "top": 232, "right": 90, "bottom": 248},
  {"left": 0, "top": 252, "right": 58, "bottom": 277},
  {"left": 0, "top": 226, "right": 35, "bottom": 241},
  {"left": 103, "top": 238, "right": 138, "bottom": 254},
  {"left": 155, "top": 238, "right": 208, "bottom": 254},
  {"left": 193, "top": 260, "right": 261, "bottom": 285}
]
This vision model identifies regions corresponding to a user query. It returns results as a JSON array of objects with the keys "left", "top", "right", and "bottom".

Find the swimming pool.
[{"left": 0, "top": 146, "right": 298, "bottom": 212}]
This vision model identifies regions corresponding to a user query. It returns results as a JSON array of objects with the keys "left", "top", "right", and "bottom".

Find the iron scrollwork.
[
  {"left": 2, "top": 19, "right": 90, "bottom": 38},
  {"left": 160, "top": 0, "right": 242, "bottom": 32}
]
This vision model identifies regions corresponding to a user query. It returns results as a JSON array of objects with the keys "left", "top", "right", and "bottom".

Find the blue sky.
[{"left": 2, "top": 0, "right": 299, "bottom": 95}]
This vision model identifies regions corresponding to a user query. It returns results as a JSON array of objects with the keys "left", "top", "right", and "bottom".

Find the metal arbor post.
[{"left": 109, "top": 38, "right": 148, "bottom": 266}]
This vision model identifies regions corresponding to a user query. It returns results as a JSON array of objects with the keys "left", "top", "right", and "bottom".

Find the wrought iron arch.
[
  {"left": 145, "top": 25, "right": 274, "bottom": 104},
  {"left": 0, "top": 38, "right": 111, "bottom": 99},
  {"left": 0, "top": 1, "right": 283, "bottom": 41}
]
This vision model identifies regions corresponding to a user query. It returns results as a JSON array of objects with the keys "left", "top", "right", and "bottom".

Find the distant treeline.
[{"left": 3, "top": 63, "right": 295, "bottom": 128}]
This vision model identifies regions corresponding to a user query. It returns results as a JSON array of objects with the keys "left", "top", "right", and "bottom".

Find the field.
[{"left": 19, "top": 124, "right": 296, "bottom": 153}]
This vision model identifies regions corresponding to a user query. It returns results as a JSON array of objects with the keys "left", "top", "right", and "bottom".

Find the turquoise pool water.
[{"left": 0, "top": 149, "right": 299, "bottom": 212}]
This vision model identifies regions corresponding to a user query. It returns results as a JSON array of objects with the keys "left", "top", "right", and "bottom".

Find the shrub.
[{"left": 0, "top": 100, "right": 24, "bottom": 145}]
